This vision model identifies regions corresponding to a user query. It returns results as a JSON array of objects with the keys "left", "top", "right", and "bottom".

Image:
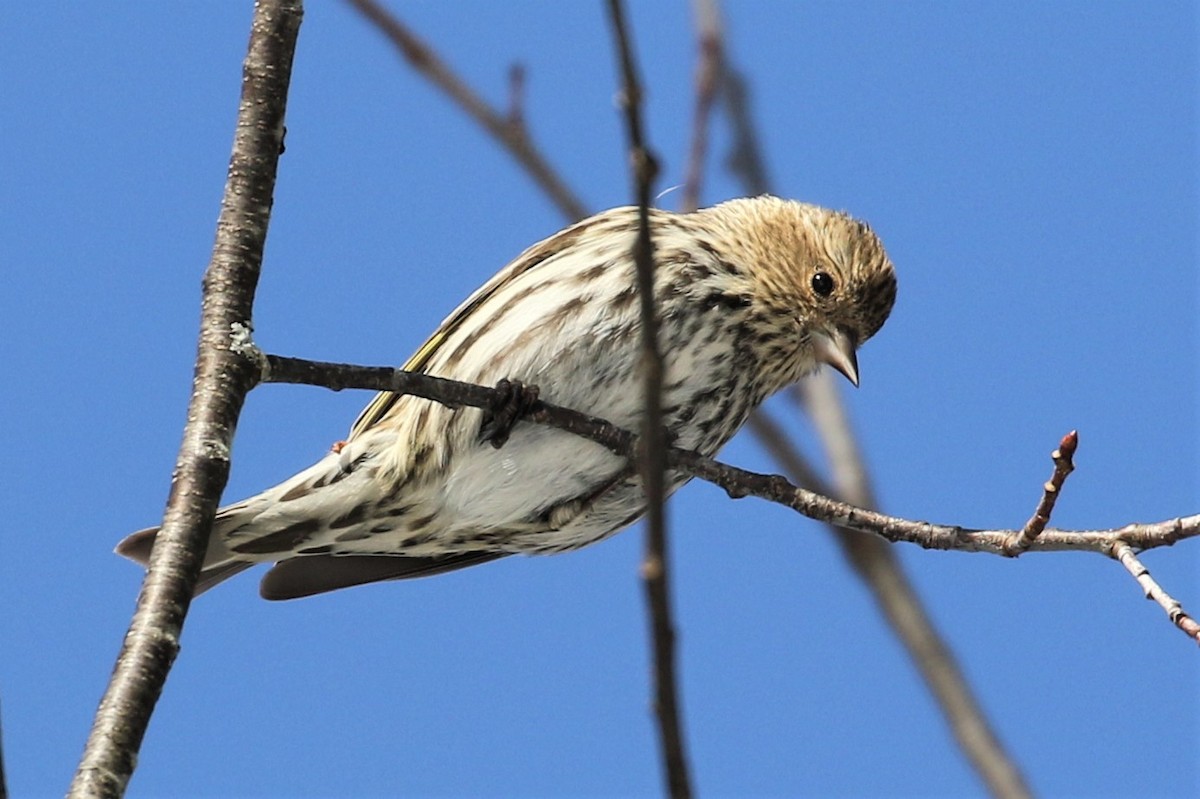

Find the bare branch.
[
  {"left": 1112, "top": 543, "right": 1200, "bottom": 645},
  {"left": 1004, "top": 430, "right": 1078, "bottom": 555},
  {"left": 262, "top": 354, "right": 1199, "bottom": 557},
  {"left": 344, "top": 0, "right": 588, "bottom": 222},
  {"left": 70, "top": 2, "right": 301, "bottom": 795},
  {"left": 270, "top": 353, "right": 1200, "bottom": 654},
  {"left": 604, "top": 2, "right": 692, "bottom": 796}
]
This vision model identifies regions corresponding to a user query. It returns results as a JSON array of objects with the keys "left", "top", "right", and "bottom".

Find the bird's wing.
[
  {"left": 346, "top": 211, "right": 617, "bottom": 441},
  {"left": 345, "top": 289, "right": 489, "bottom": 440}
]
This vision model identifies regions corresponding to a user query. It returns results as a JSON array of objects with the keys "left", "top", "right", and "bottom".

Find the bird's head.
[{"left": 709, "top": 196, "right": 897, "bottom": 388}]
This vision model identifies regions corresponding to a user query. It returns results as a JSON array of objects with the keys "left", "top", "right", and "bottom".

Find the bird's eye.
[{"left": 811, "top": 271, "right": 835, "bottom": 297}]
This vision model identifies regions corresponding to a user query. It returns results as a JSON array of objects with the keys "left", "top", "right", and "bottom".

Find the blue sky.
[{"left": 2, "top": 2, "right": 1196, "bottom": 796}]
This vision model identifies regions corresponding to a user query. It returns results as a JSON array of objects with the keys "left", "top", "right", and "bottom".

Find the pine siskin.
[{"left": 118, "top": 196, "right": 897, "bottom": 600}]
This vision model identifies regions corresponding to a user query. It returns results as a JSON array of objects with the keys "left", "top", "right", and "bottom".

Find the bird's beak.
[{"left": 813, "top": 327, "right": 859, "bottom": 387}]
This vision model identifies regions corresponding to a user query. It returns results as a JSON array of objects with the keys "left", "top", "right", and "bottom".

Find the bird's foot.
[{"left": 480, "top": 378, "right": 541, "bottom": 449}]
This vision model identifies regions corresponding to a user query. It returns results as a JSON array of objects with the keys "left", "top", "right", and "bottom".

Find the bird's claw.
[{"left": 480, "top": 378, "right": 541, "bottom": 449}]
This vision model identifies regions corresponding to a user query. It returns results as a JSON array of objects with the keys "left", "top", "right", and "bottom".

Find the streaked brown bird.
[{"left": 118, "top": 196, "right": 897, "bottom": 600}]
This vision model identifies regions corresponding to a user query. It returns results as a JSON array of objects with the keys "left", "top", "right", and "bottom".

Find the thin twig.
[
  {"left": 680, "top": 0, "right": 722, "bottom": 212},
  {"left": 1004, "top": 430, "right": 1078, "bottom": 555},
  {"left": 70, "top": 3, "right": 302, "bottom": 796},
  {"left": 261, "top": 354, "right": 1200, "bottom": 557},
  {"left": 1111, "top": 543, "right": 1200, "bottom": 645},
  {"left": 344, "top": 0, "right": 588, "bottom": 222},
  {"left": 604, "top": 2, "right": 692, "bottom": 796}
]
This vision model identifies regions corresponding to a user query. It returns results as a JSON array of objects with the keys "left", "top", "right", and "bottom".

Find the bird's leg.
[{"left": 480, "top": 378, "right": 541, "bottom": 449}]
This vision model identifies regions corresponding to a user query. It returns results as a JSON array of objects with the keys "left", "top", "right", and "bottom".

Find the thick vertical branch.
[
  {"left": 605, "top": 2, "right": 692, "bottom": 797},
  {"left": 68, "top": 2, "right": 302, "bottom": 796}
]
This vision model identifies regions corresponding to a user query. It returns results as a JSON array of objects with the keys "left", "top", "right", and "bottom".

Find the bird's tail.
[
  {"left": 115, "top": 523, "right": 256, "bottom": 596},
  {"left": 116, "top": 439, "right": 384, "bottom": 597},
  {"left": 115, "top": 441, "right": 361, "bottom": 595}
]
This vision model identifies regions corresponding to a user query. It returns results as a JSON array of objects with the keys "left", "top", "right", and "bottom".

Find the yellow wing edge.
[{"left": 344, "top": 209, "right": 616, "bottom": 441}]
